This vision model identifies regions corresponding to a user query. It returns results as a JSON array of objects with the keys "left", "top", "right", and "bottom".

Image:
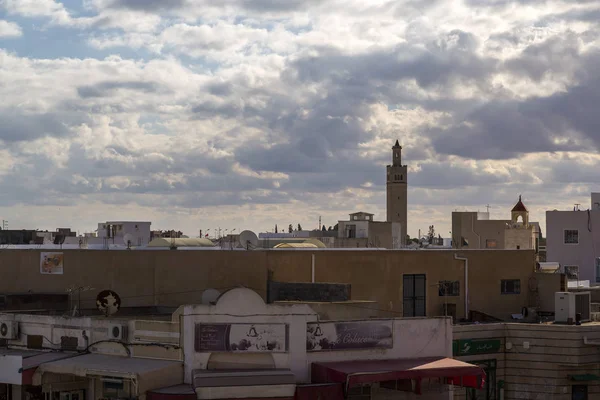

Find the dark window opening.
[
  {"left": 501, "top": 279, "right": 521, "bottom": 295},
  {"left": 403, "top": 274, "right": 426, "bottom": 317},
  {"left": 439, "top": 281, "right": 460, "bottom": 296}
]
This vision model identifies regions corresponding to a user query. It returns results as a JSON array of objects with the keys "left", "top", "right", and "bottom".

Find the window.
[
  {"left": 596, "top": 258, "right": 600, "bottom": 283},
  {"left": 486, "top": 239, "right": 497, "bottom": 249},
  {"left": 565, "top": 230, "right": 579, "bottom": 244},
  {"left": 564, "top": 266, "right": 579, "bottom": 280},
  {"left": 501, "top": 279, "right": 521, "bottom": 295},
  {"left": 400, "top": 175, "right": 403, "bottom": 180},
  {"left": 572, "top": 385, "right": 588, "bottom": 400},
  {"left": 439, "top": 281, "right": 460, "bottom": 296},
  {"left": 403, "top": 274, "right": 426, "bottom": 317}
]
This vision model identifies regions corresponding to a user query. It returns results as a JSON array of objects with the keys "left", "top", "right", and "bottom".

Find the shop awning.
[
  {"left": 311, "top": 357, "right": 485, "bottom": 391},
  {"left": 0, "top": 349, "right": 78, "bottom": 385},
  {"left": 193, "top": 369, "right": 296, "bottom": 399},
  {"left": 568, "top": 374, "right": 600, "bottom": 381},
  {"left": 34, "top": 354, "right": 183, "bottom": 394}
]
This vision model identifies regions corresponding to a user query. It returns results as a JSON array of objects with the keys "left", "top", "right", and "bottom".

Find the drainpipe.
[
  {"left": 311, "top": 253, "right": 315, "bottom": 283},
  {"left": 455, "top": 254, "right": 469, "bottom": 319}
]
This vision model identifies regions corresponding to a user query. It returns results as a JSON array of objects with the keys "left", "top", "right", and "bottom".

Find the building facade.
[
  {"left": 0, "top": 313, "right": 183, "bottom": 400},
  {"left": 96, "top": 221, "right": 152, "bottom": 246},
  {"left": 387, "top": 140, "right": 408, "bottom": 244},
  {"left": 453, "top": 322, "right": 600, "bottom": 400},
  {"left": 180, "top": 287, "right": 484, "bottom": 399},
  {"left": 336, "top": 212, "right": 402, "bottom": 249},
  {"left": 546, "top": 193, "right": 600, "bottom": 284},
  {"left": 452, "top": 196, "right": 540, "bottom": 253}
]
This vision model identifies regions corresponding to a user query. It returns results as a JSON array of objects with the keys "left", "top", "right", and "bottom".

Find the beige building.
[
  {"left": 453, "top": 322, "right": 600, "bottom": 400},
  {"left": 336, "top": 212, "right": 402, "bottom": 248},
  {"left": 452, "top": 196, "right": 540, "bottom": 252},
  {"left": 0, "top": 248, "right": 557, "bottom": 323},
  {"left": 334, "top": 140, "right": 408, "bottom": 249}
]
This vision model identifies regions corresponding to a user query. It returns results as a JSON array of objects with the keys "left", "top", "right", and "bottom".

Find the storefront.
[
  {"left": 0, "top": 349, "right": 79, "bottom": 400},
  {"left": 453, "top": 338, "right": 501, "bottom": 400},
  {"left": 32, "top": 353, "right": 184, "bottom": 400}
]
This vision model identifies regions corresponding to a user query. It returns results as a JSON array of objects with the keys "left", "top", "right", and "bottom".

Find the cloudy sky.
[{"left": 0, "top": 0, "right": 598, "bottom": 238}]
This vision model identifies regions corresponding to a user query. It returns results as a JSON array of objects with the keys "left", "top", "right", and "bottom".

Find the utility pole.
[{"left": 485, "top": 204, "right": 492, "bottom": 213}]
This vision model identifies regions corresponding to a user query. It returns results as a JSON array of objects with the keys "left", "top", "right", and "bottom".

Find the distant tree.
[
  {"left": 427, "top": 225, "right": 435, "bottom": 244},
  {"left": 322, "top": 225, "right": 327, "bottom": 232},
  {"left": 333, "top": 223, "right": 338, "bottom": 231},
  {"left": 275, "top": 224, "right": 278, "bottom": 233},
  {"left": 297, "top": 223, "right": 302, "bottom": 231},
  {"left": 288, "top": 224, "right": 293, "bottom": 233},
  {"left": 328, "top": 226, "right": 333, "bottom": 231}
]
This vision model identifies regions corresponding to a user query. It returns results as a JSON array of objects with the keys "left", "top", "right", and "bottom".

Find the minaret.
[{"left": 386, "top": 140, "right": 408, "bottom": 245}]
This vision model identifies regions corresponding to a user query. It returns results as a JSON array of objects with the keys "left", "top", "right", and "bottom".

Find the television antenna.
[
  {"left": 485, "top": 204, "right": 492, "bottom": 213},
  {"left": 67, "top": 286, "right": 95, "bottom": 317}
]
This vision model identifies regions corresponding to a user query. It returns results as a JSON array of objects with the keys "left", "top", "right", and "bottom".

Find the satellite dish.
[
  {"left": 238, "top": 230, "right": 259, "bottom": 250},
  {"left": 201, "top": 288, "right": 221, "bottom": 305},
  {"left": 96, "top": 290, "right": 122, "bottom": 316},
  {"left": 123, "top": 233, "right": 134, "bottom": 248}
]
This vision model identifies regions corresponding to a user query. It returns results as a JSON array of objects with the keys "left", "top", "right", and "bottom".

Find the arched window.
[{"left": 400, "top": 174, "right": 403, "bottom": 181}]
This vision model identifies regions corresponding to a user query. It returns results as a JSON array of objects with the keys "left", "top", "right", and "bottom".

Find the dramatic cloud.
[{"left": 0, "top": 0, "right": 598, "bottom": 236}]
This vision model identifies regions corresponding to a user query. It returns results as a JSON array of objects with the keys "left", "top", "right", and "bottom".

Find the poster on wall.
[
  {"left": 195, "top": 323, "right": 288, "bottom": 353},
  {"left": 306, "top": 320, "right": 393, "bottom": 351},
  {"left": 40, "top": 252, "right": 64, "bottom": 275}
]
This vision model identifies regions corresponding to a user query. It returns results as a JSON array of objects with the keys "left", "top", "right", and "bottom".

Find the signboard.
[
  {"left": 306, "top": 320, "right": 393, "bottom": 351},
  {"left": 453, "top": 339, "right": 501, "bottom": 356},
  {"left": 0, "top": 355, "right": 24, "bottom": 385},
  {"left": 195, "top": 323, "right": 288, "bottom": 353},
  {"left": 40, "top": 252, "right": 64, "bottom": 275}
]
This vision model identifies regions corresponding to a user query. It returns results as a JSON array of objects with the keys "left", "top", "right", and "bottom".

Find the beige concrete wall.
[
  {"left": 0, "top": 249, "right": 535, "bottom": 321},
  {"left": 454, "top": 323, "right": 600, "bottom": 400},
  {"left": 505, "top": 227, "right": 535, "bottom": 250},
  {"left": 453, "top": 212, "right": 506, "bottom": 250},
  {"left": 535, "top": 273, "right": 566, "bottom": 313}
]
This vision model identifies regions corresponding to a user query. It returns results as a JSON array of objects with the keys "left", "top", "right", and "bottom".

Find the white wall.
[
  {"left": 546, "top": 210, "right": 600, "bottom": 283},
  {"left": 97, "top": 221, "right": 151, "bottom": 246},
  {"left": 337, "top": 220, "right": 369, "bottom": 239},
  {"left": 181, "top": 288, "right": 452, "bottom": 384}
]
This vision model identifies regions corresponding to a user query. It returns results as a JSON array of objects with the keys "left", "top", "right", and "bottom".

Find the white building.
[
  {"left": 179, "top": 288, "right": 484, "bottom": 399},
  {"left": 546, "top": 193, "right": 600, "bottom": 284},
  {"left": 97, "top": 221, "right": 152, "bottom": 246},
  {"left": 0, "top": 313, "right": 183, "bottom": 400}
]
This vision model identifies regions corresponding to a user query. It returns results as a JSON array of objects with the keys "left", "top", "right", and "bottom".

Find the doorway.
[{"left": 467, "top": 360, "right": 496, "bottom": 400}]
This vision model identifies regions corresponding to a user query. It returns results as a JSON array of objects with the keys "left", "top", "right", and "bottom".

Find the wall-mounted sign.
[
  {"left": 306, "top": 320, "right": 393, "bottom": 351},
  {"left": 453, "top": 339, "right": 501, "bottom": 356},
  {"left": 195, "top": 323, "right": 288, "bottom": 353},
  {"left": 40, "top": 252, "right": 64, "bottom": 275}
]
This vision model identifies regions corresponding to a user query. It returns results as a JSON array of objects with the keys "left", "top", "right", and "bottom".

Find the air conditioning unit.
[
  {"left": 555, "top": 292, "right": 591, "bottom": 323},
  {"left": 108, "top": 324, "right": 127, "bottom": 341},
  {"left": 0, "top": 321, "right": 18, "bottom": 339}
]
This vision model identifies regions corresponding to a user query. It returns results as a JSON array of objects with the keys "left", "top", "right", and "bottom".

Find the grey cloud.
[
  {"left": 0, "top": 110, "right": 75, "bottom": 142},
  {"left": 503, "top": 33, "right": 581, "bottom": 81},
  {"left": 77, "top": 81, "right": 162, "bottom": 99},
  {"left": 104, "top": 0, "right": 187, "bottom": 11}
]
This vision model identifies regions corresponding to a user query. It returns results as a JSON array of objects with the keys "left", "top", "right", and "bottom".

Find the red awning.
[{"left": 311, "top": 357, "right": 485, "bottom": 391}]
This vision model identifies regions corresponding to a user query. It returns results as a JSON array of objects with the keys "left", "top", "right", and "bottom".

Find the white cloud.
[
  {"left": 0, "top": 0, "right": 599, "bottom": 238},
  {"left": 0, "top": 19, "right": 22, "bottom": 37}
]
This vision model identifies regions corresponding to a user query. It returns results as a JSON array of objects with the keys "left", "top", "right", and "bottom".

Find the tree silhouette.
[
  {"left": 297, "top": 223, "right": 302, "bottom": 231},
  {"left": 275, "top": 224, "right": 278, "bottom": 233},
  {"left": 288, "top": 224, "right": 293, "bottom": 233}
]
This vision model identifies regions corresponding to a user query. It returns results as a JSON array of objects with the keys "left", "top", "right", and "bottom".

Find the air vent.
[
  {"left": 0, "top": 321, "right": 18, "bottom": 339},
  {"left": 60, "top": 336, "right": 79, "bottom": 351}
]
